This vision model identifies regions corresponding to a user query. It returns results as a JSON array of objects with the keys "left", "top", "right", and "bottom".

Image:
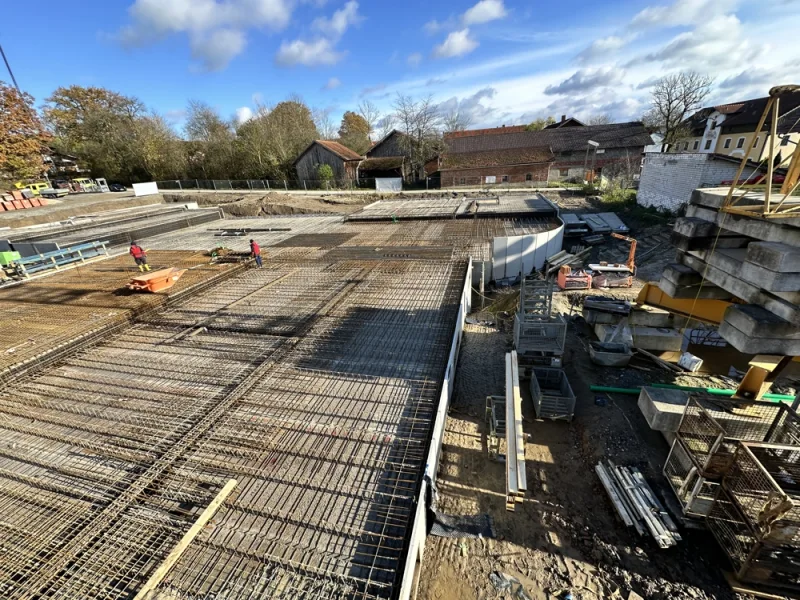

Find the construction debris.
[{"left": 596, "top": 461, "right": 682, "bottom": 548}]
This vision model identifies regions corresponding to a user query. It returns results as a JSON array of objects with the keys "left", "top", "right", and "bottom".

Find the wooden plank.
[
  {"left": 134, "top": 479, "right": 238, "bottom": 600},
  {"left": 722, "top": 571, "right": 800, "bottom": 600}
]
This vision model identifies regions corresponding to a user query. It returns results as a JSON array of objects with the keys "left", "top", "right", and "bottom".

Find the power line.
[{"left": 0, "top": 42, "right": 21, "bottom": 92}]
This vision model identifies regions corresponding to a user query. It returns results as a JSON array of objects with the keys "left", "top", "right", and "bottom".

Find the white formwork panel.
[
  {"left": 492, "top": 236, "right": 509, "bottom": 281},
  {"left": 505, "top": 236, "right": 524, "bottom": 280}
]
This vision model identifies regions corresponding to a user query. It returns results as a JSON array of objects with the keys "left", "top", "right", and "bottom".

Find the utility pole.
[{"left": 0, "top": 43, "right": 21, "bottom": 92}]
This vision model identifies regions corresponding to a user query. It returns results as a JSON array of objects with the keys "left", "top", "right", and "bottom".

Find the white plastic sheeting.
[
  {"left": 375, "top": 177, "right": 403, "bottom": 192},
  {"left": 492, "top": 222, "right": 564, "bottom": 281}
]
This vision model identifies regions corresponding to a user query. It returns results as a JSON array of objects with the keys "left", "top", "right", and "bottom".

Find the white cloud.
[
  {"left": 632, "top": 15, "right": 767, "bottom": 69},
  {"left": 463, "top": 0, "right": 507, "bottom": 25},
  {"left": 576, "top": 35, "right": 628, "bottom": 64},
  {"left": 424, "top": 20, "right": 442, "bottom": 35},
  {"left": 275, "top": 38, "right": 345, "bottom": 66},
  {"left": 630, "top": 0, "right": 739, "bottom": 30},
  {"left": 119, "top": 0, "right": 293, "bottom": 70},
  {"left": 312, "top": 0, "right": 361, "bottom": 39},
  {"left": 190, "top": 28, "right": 245, "bottom": 71},
  {"left": 323, "top": 77, "right": 342, "bottom": 90},
  {"left": 544, "top": 67, "right": 625, "bottom": 95},
  {"left": 235, "top": 106, "right": 254, "bottom": 123},
  {"left": 436, "top": 87, "right": 498, "bottom": 127},
  {"left": 407, "top": 52, "right": 423, "bottom": 67},
  {"left": 433, "top": 29, "right": 479, "bottom": 58}
]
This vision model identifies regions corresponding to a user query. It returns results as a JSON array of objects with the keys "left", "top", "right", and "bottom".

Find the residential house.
[
  {"left": 43, "top": 149, "right": 86, "bottom": 176},
  {"left": 678, "top": 95, "right": 800, "bottom": 164},
  {"left": 544, "top": 115, "right": 586, "bottom": 129},
  {"left": 293, "top": 140, "right": 363, "bottom": 181},
  {"left": 440, "top": 121, "right": 653, "bottom": 186}
]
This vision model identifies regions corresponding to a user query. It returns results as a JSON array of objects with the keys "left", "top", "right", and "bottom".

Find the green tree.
[
  {"left": 525, "top": 116, "right": 556, "bottom": 131},
  {"left": 184, "top": 100, "right": 235, "bottom": 179},
  {"left": 317, "top": 163, "right": 334, "bottom": 181},
  {"left": 0, "top": 82, "right": 50, "bottom": 183},
  {"left": 338, "top": 111, "right": 370, "bottom": 154}
]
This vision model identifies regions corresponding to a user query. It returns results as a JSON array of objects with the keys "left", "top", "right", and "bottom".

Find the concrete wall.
[
  {"left": 492, "top": 223, "right": 565, "bottom": 281},
  {"left": 637, "top": 152, "right": 759, "bottom": 212},
  {"left": 398, "top": 258, "right": 472, "bottom": 600}
]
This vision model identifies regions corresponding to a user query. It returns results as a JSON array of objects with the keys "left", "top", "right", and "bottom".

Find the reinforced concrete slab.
[
  {"left": 740, "top": 260, "right": 800, "bottom": 292},
  {"left": 674, "top": 216, "right": 718, "bottom": 239},
  {"left": 719, "top": 304, "right": 800, "bottom": 354},
  {"left": 685, "top": 203, "right": 800, "bottom": 247},
  {"left": 746, "top": 241, "right": 800, "bottom": 272},
  {"left": 584, "top": 305, "right": 671, "bottom": 327},
  {"left": 638, "top": 387, "right": 690, "bottom": 432},
  {"left": 658, "top": 275, "right": 733, "bottom": 300},
  {"left": 678, "top": 252, "right": 800, "bottom": 325},
  {"left": 662, "top": 263, "right": 703, "bottom": 286},
  {"left": 670, "top": 231, "right": 751, "bottom": 252},
  {"left": 595, "top": 323, "right": 683, "bottom": 351}
]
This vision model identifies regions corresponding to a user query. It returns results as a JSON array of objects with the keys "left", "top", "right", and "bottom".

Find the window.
[
  {"left": 559, "top": 169, "right": 569, "bottom": 177},
  {"left": 683, "top": 142, "right": 689, "bottom": 150},
  {"left": 753, "top": 136, "right": 759, "bottom": 148},
  {"left": 525, "top": 173, "right": 532, "bottom": 181},
  {"left": 705, "top": 139, "right": 712, "bottom": 150},
  {"left": 501, "top": 175, "right": 509, "bottom": 183},
  {"left": 693, "top": 140, "right": 699, "bottom": 150},
  {"left": 724, "top": 138, "right": 732, "bottom": 149},
  {"left": 736, "top": 137, "right": 745, "bottom": 149},
  {"left": 782, "top": 136, "right": 790, "bottom": 146},
  {"left": 459, "top": 177, "right": 465, "bottom": 185}
]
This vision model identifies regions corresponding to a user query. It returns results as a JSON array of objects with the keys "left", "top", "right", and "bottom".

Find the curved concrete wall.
[{"left": 491, "top": 221, "right": 565, "bottom": 281}]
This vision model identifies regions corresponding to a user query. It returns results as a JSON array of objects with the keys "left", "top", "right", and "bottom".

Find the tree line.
[
  {"left": 0, "top": 81, "right": 459, "bottom": 185},
  {"left": 0, "top": 71, "right": 713, "bottom": 186}
]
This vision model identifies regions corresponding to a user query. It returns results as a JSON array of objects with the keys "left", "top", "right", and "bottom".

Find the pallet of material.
[
  {"left": 597, "top": 212, "right": 629, "bottom": 234},
  {"left": 582, "top": 214, "right": 612, "bottom": 233}
]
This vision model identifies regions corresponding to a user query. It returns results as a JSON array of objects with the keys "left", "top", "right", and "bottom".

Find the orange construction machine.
[
  {"left": 590, "top": 233, "right": 637, "bottom": 288},
  {"left": 557, "top": 265, "right": 592, "bottom": 290}
]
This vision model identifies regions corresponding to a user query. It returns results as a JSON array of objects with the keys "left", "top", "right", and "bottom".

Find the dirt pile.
[{"left": 163, "top": 192, "right": 366, "bottom": 216}]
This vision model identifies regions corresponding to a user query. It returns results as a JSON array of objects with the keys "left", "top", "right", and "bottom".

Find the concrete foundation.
[
  {"left": 595, "top": 323, "right": 683, "bottom": 351},
  {"left": 719, "top": 304, "right": 800, "bottom": 355},
  {"left": 638, "top": 387, "right": 690, "bottom": 432}
]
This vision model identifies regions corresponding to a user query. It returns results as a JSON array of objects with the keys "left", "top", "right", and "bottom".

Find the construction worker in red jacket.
[
  {"left": 250, "top": 239, "right": 263, "bottom": 267},
  {"left": 130, "top": 241, "right": 150, "bottom": 272}
]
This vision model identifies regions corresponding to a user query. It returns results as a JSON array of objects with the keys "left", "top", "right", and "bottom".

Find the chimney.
[{"left": 561, "top": 115, "right": 566, "bottom": 123}]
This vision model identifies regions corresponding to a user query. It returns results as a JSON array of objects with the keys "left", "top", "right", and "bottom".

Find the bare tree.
[
  {"left": 357, "top": 99, "right": 381, "bottom": 140},
  {"left": 392, "top": 94, "right": 444, "bottom": 179},
  {"left": 441, "top": 106, "right": 473, "bottom": 133},
  {"left": 312, "top": 106, "right": 337, "bottom": 140},
  {"left": 586, "top": 113, "right": 612, "bottom": 125},
  {"left": 374, "top": 114, "right": 395, "bottom": 139},
  {"left": 642, "top": 71, "right": 713, "bottom": 152}
]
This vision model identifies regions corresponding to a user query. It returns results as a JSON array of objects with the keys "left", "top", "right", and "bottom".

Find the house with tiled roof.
[
  {"left": 293, "top": 140, "right": 364, "bottom": 181},
  {"left": 678, "top": 94, "right": 800, "bottom": 163},
  {"left": 440, "top": 121, "right": 653, "bottom": 186}
]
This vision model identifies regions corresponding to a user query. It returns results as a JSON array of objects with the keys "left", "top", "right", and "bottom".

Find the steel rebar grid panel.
[
  {"left": 151, "top": 260, "right": 467, "bottom": 600},
  {"left": 0, "top": 324, "right": 285, "bottom": 599}
]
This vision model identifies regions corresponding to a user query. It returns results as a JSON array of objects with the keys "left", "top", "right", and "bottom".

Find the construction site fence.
[
  {"left": 155, "top": 178, "right": 568, "bottom": 194},
  {"left": 155, "top": 178, "right": 443, "bottom": 193}
]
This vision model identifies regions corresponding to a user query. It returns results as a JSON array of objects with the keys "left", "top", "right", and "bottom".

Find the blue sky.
[{"left": 2, "top": 0, "right": 799, "bottom": 131}]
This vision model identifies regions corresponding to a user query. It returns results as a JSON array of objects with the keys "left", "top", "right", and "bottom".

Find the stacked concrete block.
[
  {"left": 584, "top": 304, "right": 672, "bottom": 327},
  {"left": 594, "top": 322, "right": 683, "bottom": 352},
  {"left": 663, "top": 188, "right": 800, "bottom": 355}
]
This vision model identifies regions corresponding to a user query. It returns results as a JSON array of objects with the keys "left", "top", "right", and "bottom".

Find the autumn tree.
[
  {"left": 0, "top": 82, "right": 50, "bottom": 183},
  {"left": 525, "top": 116, "right": 556, "bottom": 131},
  {"left": 260, "top": 98, "right": 318, "bottom": 178},
  {"left": 131, "top": 114, "right": 186, "bottom": 180},
  {"left": 184, "top": 100, "right": 235, "bottom": 179},
  {"left": 392, "top": 94, "right": 444, "bottom": 179},
  {"left": 642, "top": 71, "right": 713, "bottom": 151},
  {"left": 338, "top": 111, "right": 371, "bottom": 154}
]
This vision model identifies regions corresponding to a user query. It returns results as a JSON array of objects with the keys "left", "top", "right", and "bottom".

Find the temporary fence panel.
[
  {"left": 133, "top": 182, "right": 159, "bottom": 197},
  {"left": 375, "top": 178, "right": 402, "bottom": 192}
]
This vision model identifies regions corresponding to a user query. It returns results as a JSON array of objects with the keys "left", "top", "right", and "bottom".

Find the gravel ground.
[{"left": 417, "top": 319, "right": 740, "bottom": 600}]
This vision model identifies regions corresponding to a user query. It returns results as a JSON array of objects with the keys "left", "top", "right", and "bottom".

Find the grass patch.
[{"left": 598, "top": 187, "right": 674, "bottom": 226}]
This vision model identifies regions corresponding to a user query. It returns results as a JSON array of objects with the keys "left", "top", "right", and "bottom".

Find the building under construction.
[{"left": 0, "top": 196, "right": 566, "bottom": 599}]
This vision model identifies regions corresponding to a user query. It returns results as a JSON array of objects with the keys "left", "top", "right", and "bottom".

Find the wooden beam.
[
  {"left": 725, "top": 96, "right": 774, "bottom": 207},
  {"left": 134, "top": 479, "right": 238, "bottom": 600},
  {"left": 766, "top": 97, "right": 780, "bottom": 213}
]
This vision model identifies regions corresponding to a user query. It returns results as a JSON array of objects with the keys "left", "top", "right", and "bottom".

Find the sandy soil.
[
  {"left": 162, "top": 191, "right": 368, "bottom": 216},
  {"left": 417, "top": 316, "right": 743, "bottom": 600}
]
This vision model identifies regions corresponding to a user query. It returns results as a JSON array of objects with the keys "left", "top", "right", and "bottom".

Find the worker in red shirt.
[
  {"left": 249, "top": 239, "right": 262, "bottom": 267},
  {"left": 129, "top": 241, "right": 150, "bottom": 272}
]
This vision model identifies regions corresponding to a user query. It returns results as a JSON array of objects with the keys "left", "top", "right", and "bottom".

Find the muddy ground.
[
  {"left": 417, "top": 316, "right": 744, "bottom": 600},
  {"left": 162, "top": 191, "right": 369, "bottom": 216}
]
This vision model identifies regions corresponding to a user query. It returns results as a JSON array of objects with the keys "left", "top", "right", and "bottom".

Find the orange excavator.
[{"left": 591, "top": 233, "right": 636, "bottom": 288}]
